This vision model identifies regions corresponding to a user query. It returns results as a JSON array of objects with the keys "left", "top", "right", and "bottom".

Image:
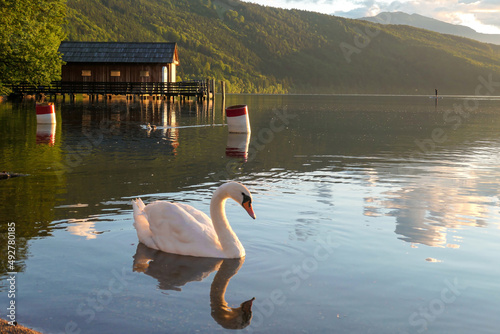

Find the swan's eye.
[{"left": 241, "top": 192, "right": 251, "bottom": 205}]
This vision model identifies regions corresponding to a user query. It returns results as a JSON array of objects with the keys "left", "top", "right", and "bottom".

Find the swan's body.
[{"left": 132, "top": 182, "right": 255, "bottom": 258}]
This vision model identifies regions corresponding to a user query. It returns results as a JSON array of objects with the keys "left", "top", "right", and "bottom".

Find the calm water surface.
[{"left": 1, "top": 94, "right": 500, "bottom": 333}]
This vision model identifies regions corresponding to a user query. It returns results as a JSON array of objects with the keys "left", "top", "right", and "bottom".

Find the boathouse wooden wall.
[{"left": 61, "top": 63, "right": 176, "bottom": 82}]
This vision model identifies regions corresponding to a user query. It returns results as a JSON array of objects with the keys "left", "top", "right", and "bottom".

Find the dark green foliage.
[
  {"left": 61, "top": 0, "right": 500, "bottom": 94},
  {"left": 0, "top": 0, "right": 67, "bottom": 95}
]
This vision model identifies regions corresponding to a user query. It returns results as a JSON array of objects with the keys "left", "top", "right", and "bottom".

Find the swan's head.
[{"left": 222, "top": 182, "right": 256, "bottom": 220}]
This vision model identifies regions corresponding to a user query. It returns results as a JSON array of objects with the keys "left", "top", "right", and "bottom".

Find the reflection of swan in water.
[
  {"left": 133, "top": 243, "right": 255, "bottom": 329},
  {"left": 210, "top": 257, "right": 255, "bottom": 329}
]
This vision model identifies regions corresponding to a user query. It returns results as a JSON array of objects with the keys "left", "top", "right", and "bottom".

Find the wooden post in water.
[
  {"left": 221, "top": 80, "right": 225, "bottom": 102},
  {"left": 211, "top": 79, "right": 215, "bottom": 100},
  {"left": 205, "top": 78, "right": 210, "bottom": 101},
  {"left": 221, "top": 81, "right": 226, "bottom": 113}
]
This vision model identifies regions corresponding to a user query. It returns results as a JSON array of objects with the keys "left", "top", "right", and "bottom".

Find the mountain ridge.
[{"left": 360, "top": 12, "right": 500, "bottom": 45}]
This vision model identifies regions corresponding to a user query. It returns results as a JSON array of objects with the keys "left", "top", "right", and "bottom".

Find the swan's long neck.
[{"left": 210, "top": 187, "right": 245, "bottom": 258}]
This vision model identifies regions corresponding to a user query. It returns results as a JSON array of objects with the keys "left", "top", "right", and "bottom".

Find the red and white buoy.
[
  {"left": 36, "top": 103, "right": 56, "bottom": 124},
  {"left": 226, "top": 105, "right": 251, "bottom": 133}
]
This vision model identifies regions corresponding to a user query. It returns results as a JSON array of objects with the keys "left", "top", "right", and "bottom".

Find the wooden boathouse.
[
  {"left": 59, "top": 41, "right": 179, "bottom": 83},
  {"left": 11, "top": 42, "right": 214, "bottom": 101}
]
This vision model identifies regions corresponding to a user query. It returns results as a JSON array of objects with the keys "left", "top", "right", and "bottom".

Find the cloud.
[
  {"left": 341, "top": 0, "right": 500, "bottom": 34},
  {"left": 241, "top": 0, "right": 500, "bottom": 34},
  {"left": 343, "top": 1, "right": 500, "bottom": 33}
]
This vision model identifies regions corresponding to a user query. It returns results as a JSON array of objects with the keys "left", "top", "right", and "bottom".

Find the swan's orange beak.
[{"left": 243, "top": 202, "right": 256, "bottom": 219}]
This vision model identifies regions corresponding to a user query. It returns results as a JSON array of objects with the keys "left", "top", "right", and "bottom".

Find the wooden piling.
[
  {"left": 221, "top": 81, "right": 225, "bottom": 102},
  {"left": 211, "top": 79, "right": 215, "bottom": 100},
  {"left": 205, "top": 79, "right": 209, "bottom": 101}
]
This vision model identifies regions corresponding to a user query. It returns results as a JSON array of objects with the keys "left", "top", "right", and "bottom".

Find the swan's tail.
[
  {"left": 133, "top": 198, "right": 146, "bottom": 211},
  {"left": 132, "top": 198, "right": 158, "bottom": 250}
]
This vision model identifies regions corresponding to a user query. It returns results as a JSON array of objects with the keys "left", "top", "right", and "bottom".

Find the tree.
[{"left": 0, "top": 0, "right": 67, "bottom": 95}]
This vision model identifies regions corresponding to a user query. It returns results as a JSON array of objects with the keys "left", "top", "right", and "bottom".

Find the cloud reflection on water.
[{"left": 364, "top": 161, "right": 499, "bottom": 248}]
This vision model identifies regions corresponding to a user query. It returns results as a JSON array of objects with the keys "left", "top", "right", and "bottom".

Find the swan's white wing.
[
  {"left": 143, "top": 201, "right": 225, "bottom": 258},
  {"left": 174, "top": 203, "right": 212, "bottom": 227}
]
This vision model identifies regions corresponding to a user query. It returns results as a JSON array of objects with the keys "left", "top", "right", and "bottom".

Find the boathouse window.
[
  {"left": 81, "top": 70, "right": 91, "bottom": 77},
  {"left": 110, "top": 70, "right": 121, "bottom": 77},
  {"left": 140, "top": 71, "right": 150, "bottom": 77}
]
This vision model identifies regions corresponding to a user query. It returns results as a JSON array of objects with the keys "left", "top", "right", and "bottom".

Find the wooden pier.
[{"left": 10, "top": 80, "right": 217, "bottom": 102}]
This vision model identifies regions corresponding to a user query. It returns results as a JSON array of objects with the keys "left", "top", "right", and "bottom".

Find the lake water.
[{"left": 1, "top": 94, "right": 500, "bottom": 334}]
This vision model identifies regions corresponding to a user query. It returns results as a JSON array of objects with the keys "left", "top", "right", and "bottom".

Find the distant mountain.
[{"left": 360, "top": 12, "right": 500, "bottom": 45}]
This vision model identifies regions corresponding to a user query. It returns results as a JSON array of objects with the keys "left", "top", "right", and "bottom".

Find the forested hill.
[{"left": 64, "top": 0, "right": 500, "bottom": 94}]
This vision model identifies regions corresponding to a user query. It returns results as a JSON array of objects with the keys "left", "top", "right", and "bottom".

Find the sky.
[{"left": 240, "top": 0, "right": 500, "bottom": 34}]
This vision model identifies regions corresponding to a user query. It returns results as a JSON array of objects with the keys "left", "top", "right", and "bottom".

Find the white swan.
[{"left": 132, "top": 182, "right": 256, "bottom": 258}]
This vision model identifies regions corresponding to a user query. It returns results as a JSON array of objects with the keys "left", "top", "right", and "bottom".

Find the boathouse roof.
[{"left": 58, "top": 42, "right": 178, "bottom": 64}]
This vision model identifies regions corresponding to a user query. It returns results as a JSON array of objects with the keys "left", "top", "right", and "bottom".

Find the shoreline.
[{"left": 0, "top": 319, "right": 43, "bottom": 334}]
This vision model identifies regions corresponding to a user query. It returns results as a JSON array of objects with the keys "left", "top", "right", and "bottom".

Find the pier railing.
[{"left": 10, "top": 81, "right": 208, "bottom": 97}]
